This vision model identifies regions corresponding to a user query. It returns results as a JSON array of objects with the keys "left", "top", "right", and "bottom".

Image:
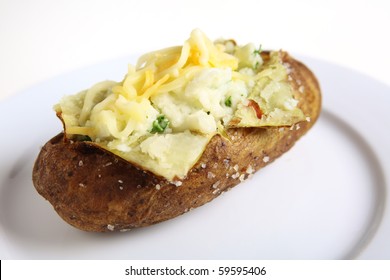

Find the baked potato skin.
[{"left": 32, "top": 52, "right": 321, "bottom": 232}]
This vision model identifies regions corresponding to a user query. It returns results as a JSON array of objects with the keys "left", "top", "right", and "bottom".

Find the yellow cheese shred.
[{"left": 106, "top": 29, "right": 238, "bottom": 106}]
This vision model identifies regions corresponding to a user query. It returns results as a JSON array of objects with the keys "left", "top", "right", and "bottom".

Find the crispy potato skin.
[{"left": 32, "top": 52, "right": 321, "bottom": 232}]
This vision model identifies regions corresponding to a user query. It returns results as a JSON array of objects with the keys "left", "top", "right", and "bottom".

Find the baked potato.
[{"left": 32, "top": 30, "right": 321, "bottom": 232}]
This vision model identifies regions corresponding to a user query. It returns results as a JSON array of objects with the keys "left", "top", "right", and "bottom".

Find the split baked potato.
[{"left": 32, "top": 30, "right": 321, "bottom": 232}]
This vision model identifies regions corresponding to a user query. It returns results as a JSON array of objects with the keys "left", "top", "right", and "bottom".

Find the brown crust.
[{"left": 32, "top": 52, "right": 321, "bottom": 232}]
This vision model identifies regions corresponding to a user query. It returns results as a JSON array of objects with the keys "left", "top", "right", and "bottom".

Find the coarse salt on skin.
[
  {"left": 212, "top": 188, "right": 220, "bottom": 195},
  {"left": 212, "top": 180, "right": 221, "bottom": 189},
  {"left": 263, "top": 156, "right": 270, "bottom": 163},
  {"left": 107, "top": 224, "right": 115, "bottom": 231},
  {"left": 246, "top": 165, "right": 254, "bottom": 174},
  {"left": 172, "top": 181, "right": 182, "bottom": 187}
]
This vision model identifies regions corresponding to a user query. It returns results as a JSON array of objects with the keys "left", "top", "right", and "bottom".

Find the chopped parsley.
[
  {"left": 150, "top": 115, "right": 169, "bottom": 133},
  {"left": 224, "top": 96, "right": 232, "bottom": 107},
  {"left": 253, "top": 44, "right": 262, "bottom": 56}
]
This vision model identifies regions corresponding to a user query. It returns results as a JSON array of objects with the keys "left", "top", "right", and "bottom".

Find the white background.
[{"left": 0, "top": 0, "right": 389, "bottom": 102}]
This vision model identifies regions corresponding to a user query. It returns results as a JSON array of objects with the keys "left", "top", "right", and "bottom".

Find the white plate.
[{"left": 0, "top": 55, "right": 389, "bottom": 259}]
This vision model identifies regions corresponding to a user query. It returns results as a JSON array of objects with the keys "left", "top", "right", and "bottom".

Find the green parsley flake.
[
  {"left": 150, "top": 115, "right": 169, "bottom": 133},
  {"left": 225, "top": 96, "right": 232, "bottom": 107}
]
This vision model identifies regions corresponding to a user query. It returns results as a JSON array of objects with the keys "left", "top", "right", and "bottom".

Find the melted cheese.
[{"left": 56, "top": 29, "right": 305, "bottom": 181}]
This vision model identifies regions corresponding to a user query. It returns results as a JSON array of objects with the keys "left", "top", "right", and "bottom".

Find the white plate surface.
[{"left": 0, "top": 55, "right": 389, "bottom": 259}]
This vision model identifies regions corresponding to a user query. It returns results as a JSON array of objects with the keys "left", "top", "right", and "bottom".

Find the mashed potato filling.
[{"left": 56, "top": 29, "right": 304, "bottom": 180}]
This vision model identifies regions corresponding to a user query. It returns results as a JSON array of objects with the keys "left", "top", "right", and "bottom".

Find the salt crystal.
[
  {"left": 212, "top": 181, "right": 221, "bottom": 189},
  {"left": 172, "top": 181, "right": 182, "bottom": 187},
  {"left": 246, "top": 165, "right": 254, "bottom": 174},
  {"left": 107, "top": 224, "right": 115, "bottom": 231}
]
